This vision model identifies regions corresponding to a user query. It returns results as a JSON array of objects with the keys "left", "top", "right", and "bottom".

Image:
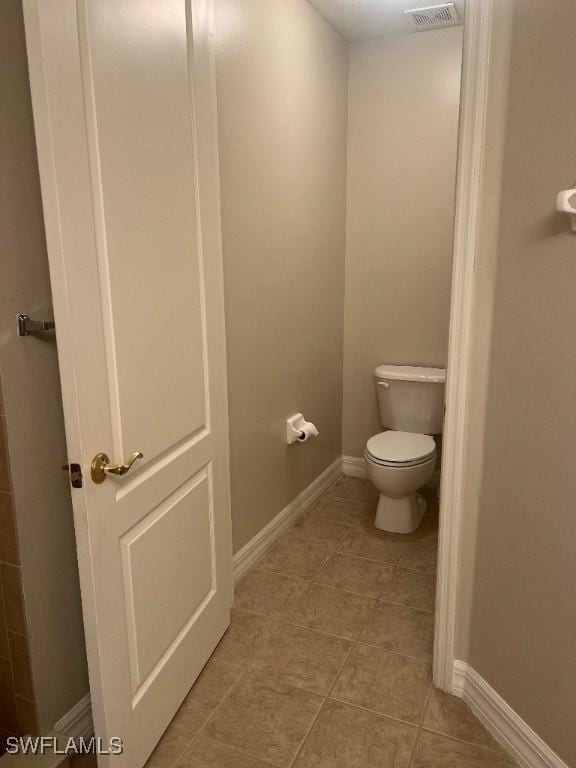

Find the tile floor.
[{"left": 144, "top": 476, "right": 519, "bottom": 768}]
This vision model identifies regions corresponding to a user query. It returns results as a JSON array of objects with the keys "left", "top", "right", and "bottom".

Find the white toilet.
[{"left": 364, "top": 365, "right": 446, "bottom": 534}]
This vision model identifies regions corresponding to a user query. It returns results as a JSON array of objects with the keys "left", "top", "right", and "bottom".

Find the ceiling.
[{"left": 306, "top": 0, "right": 466, "bottom": 42}]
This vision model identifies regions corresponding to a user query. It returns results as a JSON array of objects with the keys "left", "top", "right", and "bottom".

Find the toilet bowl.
[
  {"left": 365, "top": 364, "right": 445, "bottom": 535},
  {"left": 364, "top": 431, "right": 436, "bottom": 534}
]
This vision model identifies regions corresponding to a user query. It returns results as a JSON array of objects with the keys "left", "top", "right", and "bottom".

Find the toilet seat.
[{"left": 365, "top": 431, "right": 436, "bottom": 468}]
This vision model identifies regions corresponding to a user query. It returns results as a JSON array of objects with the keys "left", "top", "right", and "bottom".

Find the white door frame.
[{"left": 434, "top": 0, "right": 512, "bottom": 691}]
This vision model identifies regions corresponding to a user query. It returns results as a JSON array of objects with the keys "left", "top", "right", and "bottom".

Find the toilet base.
[{"left": 374, "top": 492, "right": 426, "bottom": 534}]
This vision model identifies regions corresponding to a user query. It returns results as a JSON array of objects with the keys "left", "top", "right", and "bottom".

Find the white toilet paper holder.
[{"left": 286, "top": 413, "right": 319, "bottom": 445}]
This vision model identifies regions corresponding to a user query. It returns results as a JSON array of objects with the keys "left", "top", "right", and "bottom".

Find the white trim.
[
  {"left": 53, "top": 694, "right": 94, "bottom": 741},
  {"left": 342, "top": 455, "right": 367, "bottom": 479},
  {"left": 452, "top": 662, "right": 570, "bottom": 768},
  {"left": 434, "top": 0, "right": 499, "bottom": 690},
  {"left": 233, "top": 458, "right": 342, "bottom": 582}
]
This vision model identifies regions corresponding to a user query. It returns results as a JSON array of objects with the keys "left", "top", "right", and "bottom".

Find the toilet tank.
[{"left": 375, "top": 365, "right": 446, "bottom": 435}]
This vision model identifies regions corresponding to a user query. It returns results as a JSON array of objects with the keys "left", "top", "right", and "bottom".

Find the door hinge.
[
  {"left": 62, "top": 462, "right": 83, "bottom": 489},
  {"left": 17, "top": 313, "right": 56, "bottom": 336}
]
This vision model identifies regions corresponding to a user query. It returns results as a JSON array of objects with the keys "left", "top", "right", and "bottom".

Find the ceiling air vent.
[{"left": 403, "top": 3, "right": 461, "bottom": 31}]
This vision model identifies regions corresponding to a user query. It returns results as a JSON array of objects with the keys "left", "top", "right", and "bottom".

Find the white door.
[{"left": 23, "top": 1, "right": 233, "bottom": 765}]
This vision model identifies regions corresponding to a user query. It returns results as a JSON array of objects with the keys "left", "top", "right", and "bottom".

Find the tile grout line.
[
  {"left": 250, "top": 562, "right": 437, "bottom": 603},
  {"left": 418, "top": 727, "right": 511, "bottom": 755},
  {"left": 407, "top": 686, "right": 432, "bottom": 768},
  {"left": 192, "top": 601, "right": 332, "bottom": 768},
  {"left": 257, "top": 527, "right": 354, "bottom": 587},
  {"left": 201, "top": 613, "right": 327, "bottom": 768},
  {"left": 286, "top": 581, "right": 380, "bottom": 768},
  {"left": 238, "top": 503, "right": 436, "bottom": 763},
  {"left": 161, "top": 660, "right": 255, "bottom": 768},
  {"left": 287, "top": 559, "right": 409, "bottom": 768},
  {"left": 271, "top": 504, "right": 438, "bottom": 571},
  {"left": 353, "top": 639, "right": 432, "bottom": 666},
  {"left": 326, "top": 696, "right": 424, "bottom": 730},
  {"left": 163, "top": 482, "right": 439, "bottom": 768},
  {"left": 183, "top": 600, "right": 322, "bottom": 768},
  {"left": 179, "top": 571, "right": 339, "bottom": 768},
  {"left": 190, "top": 730, "right": 285, "bottom": 768},
  {"left": 283, "top": 490, "right": 438, "bottom": 765}
]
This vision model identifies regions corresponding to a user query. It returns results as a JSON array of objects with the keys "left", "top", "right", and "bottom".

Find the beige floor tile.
[
  {"left": 234, "top": 570, "right": 308, "bottom": 618},
  {"left": 291, "top": 517, "right": 351, "bottom": 545},
  {"left": 361, "top": 602, "right": 434, "bottom": 661},
  {"left": 331, "top": 644, "right": 431, "bottom": 724},
  {"left": 176, "top": 736, "right": 274, "bottom": 767},
  {"left": 397, "top": 539, "right": 438, "bottom": 574},
  {"left": 381, "top": 567, "right": 436, "bottom": 613},
  {"left": 170, "top": 661, "right": 242, "bottom": 735},
  {"left": 308, "top": 495, "right": 374, "bottom": 528},
  {"left": 259, "top": 532, "right": 336, "bottom": 580},
  {"left": 294, "top": 699, "right": 417, "bottom": 768},
  {"left": 250, "top": 623, "right": 351, "bottom": 694},
  {"left": 423, "top": 689, "right": 504, "bottom": 751},
  {"left": 145, "top": 722, "right": 197, "bottom": 767},
  {"left": 338, "top": 529, "right": 407, "bottom": 566},
  {"left": 315, "top": 552, "right": 394, "bottom": 598},
  {"left": 412, "top": 732, "right": 518, "bottom": 767},
  {"left": 328, "top": 477, "right": 378, "bottom": 505},
  {"left": 290, "top": 584, "right": 375, "bottom": 640},
  {"left": 210, "top": 610, "right": 279, "bottom": 668},
  {"left": 397, "top": 506, "right": 439, "bottom": 543},
  {"left": 203, "top": 673, "right": 323, "bottom": 767}
]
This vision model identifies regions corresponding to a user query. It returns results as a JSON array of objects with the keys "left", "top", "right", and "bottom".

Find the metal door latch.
[
  {"left": 17, "top": 313, "right": 56, "bottom": 337},
  {"left": 62, "top": 463, "right": 83, "bottom": 489}
]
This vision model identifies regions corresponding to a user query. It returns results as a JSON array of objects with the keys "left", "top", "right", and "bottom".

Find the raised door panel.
[{"left": 82, "top": 0, "right": 207, "bottom": 466}]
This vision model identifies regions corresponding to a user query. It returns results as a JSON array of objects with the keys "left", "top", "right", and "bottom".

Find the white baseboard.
[
  {"left": 342, "top": 455, "right": 366, "bottom": 479},
  {"left": 53, "top": 693, "right": 93, "bottom": 741},
  {"left": 233, "top": 457, "right": 343, "bottom": 582},
  {"left": 453, "top": 661, "right": 569, "bottom": 768}
]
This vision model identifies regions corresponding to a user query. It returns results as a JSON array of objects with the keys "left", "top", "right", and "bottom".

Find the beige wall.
[
  {"left": 343, "top": 28, "right": 462, "bottom": 457},
  {"left": 0, "top": 0, "right": 89, "bottom": 732},
  {"left": 215, "top": 0, "right": 348, "bottom": 551},
  {"left": 459, "top": 1, "right": 576, "bottom": 764}
]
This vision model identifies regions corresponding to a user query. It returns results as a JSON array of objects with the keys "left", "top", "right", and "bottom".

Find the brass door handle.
[{"left": 91, "top": 451, "right": 143, "bottom": 484}]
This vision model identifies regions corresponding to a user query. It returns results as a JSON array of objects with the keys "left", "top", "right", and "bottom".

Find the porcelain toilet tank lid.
[
  {"left": 374, "top": 365, "right": 446, "bottom": 383},
  {"left": 366, "top": 431, "right": 436, "bottom": 464}
]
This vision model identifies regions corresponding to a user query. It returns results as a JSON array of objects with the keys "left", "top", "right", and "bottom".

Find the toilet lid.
[{"left": 366, "top": 431, "right": 436, "bottom": 465}]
